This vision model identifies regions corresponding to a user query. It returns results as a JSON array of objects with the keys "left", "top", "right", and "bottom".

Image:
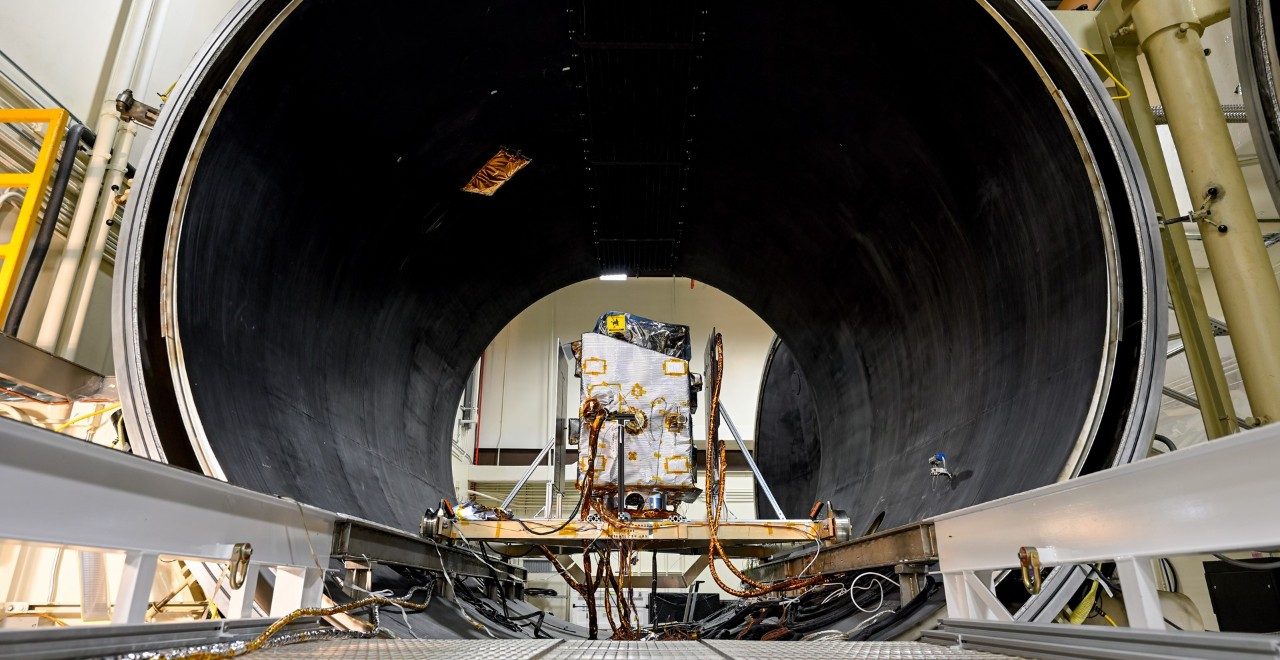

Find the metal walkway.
[{"left": 251, "top": 639, "right": 1011, "bottom": 659}]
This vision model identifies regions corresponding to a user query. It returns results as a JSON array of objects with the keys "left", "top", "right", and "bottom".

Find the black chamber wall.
[{"left": 159, "top": 0, "right": 1130, "bottom": 534}]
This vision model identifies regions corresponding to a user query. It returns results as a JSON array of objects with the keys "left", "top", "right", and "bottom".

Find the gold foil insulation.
[{"left": 461, "top": 147, "right": 531, "bottom": 195}]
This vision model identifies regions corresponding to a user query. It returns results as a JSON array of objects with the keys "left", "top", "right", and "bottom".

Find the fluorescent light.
[{"left": 599, "top": 273, "right": 628, "bottom": 281}]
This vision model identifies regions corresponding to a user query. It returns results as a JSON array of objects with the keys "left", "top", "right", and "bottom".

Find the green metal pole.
[
  {"left": 1135, "top": 1, "right": 1280, "bottom": 425},
  {"left": 1106, "top": 42, "right": 1238, "bottom": 438}
]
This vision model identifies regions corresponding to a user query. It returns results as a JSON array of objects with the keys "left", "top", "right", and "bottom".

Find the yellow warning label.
[{"left": 605, "top": 314, "right": 626, "bottom": 333}]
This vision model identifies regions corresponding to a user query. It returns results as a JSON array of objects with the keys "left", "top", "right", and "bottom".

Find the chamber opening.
[{"left": 117, "top": 0, "right": 1162, "bottom": 537}]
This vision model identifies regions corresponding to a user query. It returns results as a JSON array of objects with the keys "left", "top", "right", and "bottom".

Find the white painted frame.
[
  {"left": 0, "top": 418, "right": 335, "bottom": 623},
  {"left": 932, "top": 422, "right": 1280, "bottom": 629}
]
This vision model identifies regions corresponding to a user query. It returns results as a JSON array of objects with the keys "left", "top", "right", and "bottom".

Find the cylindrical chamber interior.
[{"left": 117, "top": 0, "right": 1162, "bottom": 536}]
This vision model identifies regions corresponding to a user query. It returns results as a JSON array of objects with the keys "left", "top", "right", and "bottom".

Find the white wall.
[
  {"left": 0, "top": 1, "right": 124, "bottom": 123},
  {"left": 0, "top": 0, "right": 241, "bottom": 371},
  {"left": 476, "top": 277, "right": 776, "bottom": 453},
  {"left": 1, "top": 0, "right": 240, "bottom": 137}
]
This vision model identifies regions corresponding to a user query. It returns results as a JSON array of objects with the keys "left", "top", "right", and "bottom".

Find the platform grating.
[
  {"left": 249, "top": 638, "right": 1014, "bottom": 659},
  {"left": 707, "top": 640, "right": 1013, "bottom": 658},
  {"left": 250, "top": 639, "right": 559, "bottom": 659}
]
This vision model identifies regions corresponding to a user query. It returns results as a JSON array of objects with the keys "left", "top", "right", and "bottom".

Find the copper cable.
[
  {"left": 761, "top": 625, "right": 792, "bottom": 641},
  {"left": 578, "top": 398, "right": 608, "bottom": 521},
  {"left": 703, "top": 333, "right": 825, "bottom": 598},
  {"left": 178, "top": 595, "right": 430, "bottom": 660}
]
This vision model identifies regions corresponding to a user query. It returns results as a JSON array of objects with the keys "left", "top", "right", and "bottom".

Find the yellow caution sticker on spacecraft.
[{"left": 605, "top": 314, "right": 627, "bottom": 333}]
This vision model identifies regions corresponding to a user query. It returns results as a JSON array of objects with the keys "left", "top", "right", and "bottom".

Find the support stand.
[
  {"left": 719, "top": 403, "right": 786, "bottom": 520},
  {"left": 610, "top": 412, "right": 636, "bottom": 520}
]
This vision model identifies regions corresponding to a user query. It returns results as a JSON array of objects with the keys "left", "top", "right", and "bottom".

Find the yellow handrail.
[{"left": 0, "top": 108, "right": 69, "bottom": 317}]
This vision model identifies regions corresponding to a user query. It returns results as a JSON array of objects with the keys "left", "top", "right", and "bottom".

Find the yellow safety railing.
[{"left": 0, "top": 108, "right": 69, "bottom": 318}]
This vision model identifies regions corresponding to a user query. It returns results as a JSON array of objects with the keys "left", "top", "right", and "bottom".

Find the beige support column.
[
  {"left": 1108, "top": 43, "right": 1238, "bottom": 437},
  {"left": 1134, "top": 1, "right": 1280, "bottom": 424}
]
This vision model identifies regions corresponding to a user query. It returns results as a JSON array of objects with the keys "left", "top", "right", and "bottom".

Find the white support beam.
[
  {"left": 943, "top": 572, "right": 973, "bottom": 619},
  {"left": 224, "top": 563, "right": 261, "bottom": 619},
  {"left": 0, "top": 418, "right": 337, "bottom": 569},
  {"left": 963, "top": 571, "right": 1013, "bottom": 622},
  {"left": 271, "top": 567, "right": 324, "bottom": 616},
  {"left": 931, "top": 423, "right": 1280, "bottom": 629},
  {"left": 932, "top": 423, "right": 1280, "bottom": 573},
  {"left": 1114, "top": 557, "right": 1164, "bottom": 629},
  {"left": 111, "top": 551, "right": 158, "bottom": 624}
]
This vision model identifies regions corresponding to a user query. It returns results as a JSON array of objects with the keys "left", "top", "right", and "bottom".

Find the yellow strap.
[
  {"left": 1081, "top": 49, "right": 1132, "bottom": 100},
  {"left": 54, "top": 402, "right": 121, "bottom": 432}
]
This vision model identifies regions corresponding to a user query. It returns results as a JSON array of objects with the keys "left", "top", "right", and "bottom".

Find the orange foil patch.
[{"left": 462, "top": 147, "right": 531, "bottom": 195}]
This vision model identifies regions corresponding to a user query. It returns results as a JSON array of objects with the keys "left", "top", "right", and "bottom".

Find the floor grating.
[{"left": 249, "top": 638, "right": 1015, "bottom": 659}]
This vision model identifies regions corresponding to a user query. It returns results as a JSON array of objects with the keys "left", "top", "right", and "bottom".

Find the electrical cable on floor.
[
  {"left": 846, "top": 575, "right": 939, "bottom": 642},
  {"left": 152, "top": 593, "right": 431, "bottom": 659},
  {"left": 344, "top": 581, "right": 435, "bottom": 638},
  {"left": 452, "top": 578, "right": 525, "bottom": 634},
  {"left": 845, "top": 609, "right": 895, "bottom": 637},
  {"left": 848, "top": 571, "right": 898, "bottom": 613},
  {"left": 800, "top": 629, "right": 845, "bottom": 641},
  {"left": 430, "top": 542, "right": 496, "bottom": 638}
]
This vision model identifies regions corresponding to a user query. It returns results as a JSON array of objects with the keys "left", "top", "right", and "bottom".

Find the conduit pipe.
[
  {"left": 37, "top": 0, "right": 167, "bottom": 355},
  {"left": 57, "top": 124, "right": 135, "bottom": 359},
  {"left": 121, "top": 0, "right": 171, "bottom": 105},
  {"left": 35, "top": 101, "right": 119, "bottom": 353}
]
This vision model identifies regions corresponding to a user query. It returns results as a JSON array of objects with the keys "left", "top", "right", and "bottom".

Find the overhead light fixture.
[
  {"left": 461, "top": 147, "right": 531, "bottom": 196},
  {"left": 599, "top": 273, "right": 628, "bottom": 281}
]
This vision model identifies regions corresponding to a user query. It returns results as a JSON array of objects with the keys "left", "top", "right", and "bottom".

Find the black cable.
[
  {"left": 512, "top": 494, "right": 584, "bottom": 536},
  {"left": 1213, "top": 554, "right": 1280, "bottom": 570},
  {"left": 847, "top": 575, "right": 939, "bottom": 641},
  {"left": 1160, "top": 558, "right": 1179, "bottom": 593},
  {"left": 4, "top": 121, "right": 89, "bottom": 335},
  {"left": 506, "top": 609, "right": 550, "bottom": 638},
  {"left": 472, "top": 542, "right": 514, "bottom": 622},
  {"left": 1152, "top": 434, "right": 1177, "bottom": 453},
  {"left": 453, "top": 578, "right": 523, "bottom": 633},
  {"left": 484, "top": 541, "right": 540, "bottom": 559},
  {"left": 1085, "top": 564, "right": 1118, "bottom": 593}
]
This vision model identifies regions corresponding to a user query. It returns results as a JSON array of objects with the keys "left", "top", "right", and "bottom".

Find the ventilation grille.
[
  {"left": 469, "top": 480, "right": 577, "bottom": 518},
  {"left": 523, "top": 558, "right": 556, "bottom": 574}
]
